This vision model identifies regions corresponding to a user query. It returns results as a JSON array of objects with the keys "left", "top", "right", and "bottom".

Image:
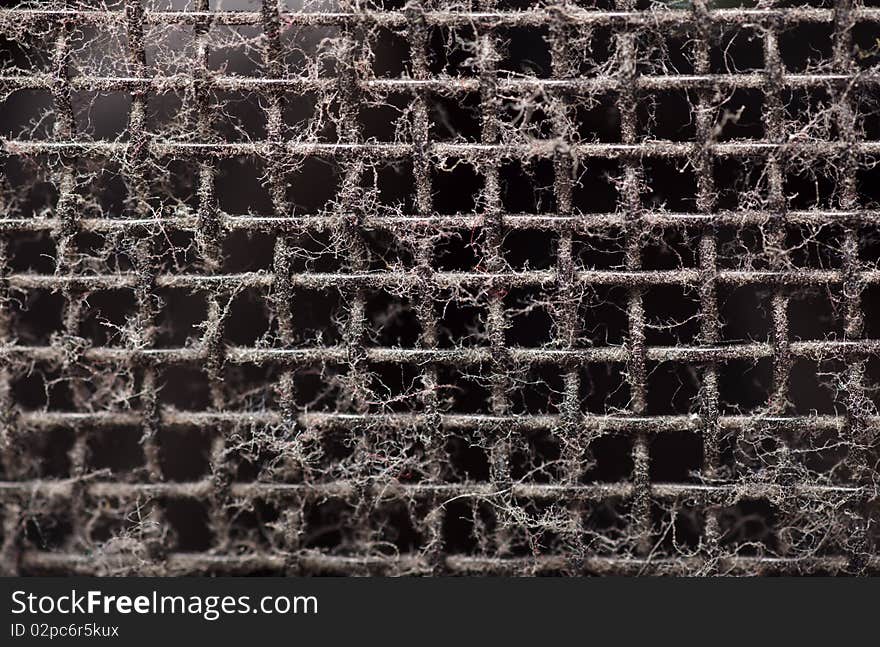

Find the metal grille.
[{"left": 1, "top": 0, "right": 880, "bottom": 575}]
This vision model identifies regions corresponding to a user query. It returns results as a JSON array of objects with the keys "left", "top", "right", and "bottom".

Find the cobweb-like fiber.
[{"left": 1, "top": 0, "right": 880, "bottom": 575}]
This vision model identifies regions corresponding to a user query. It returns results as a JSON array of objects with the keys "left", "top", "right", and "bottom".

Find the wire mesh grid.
[{"left": 1, "top": 0, "right": 880, "bottom": 575}]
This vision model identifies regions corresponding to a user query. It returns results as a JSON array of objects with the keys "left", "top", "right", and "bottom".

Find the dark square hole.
[
  {"left": 500, "top": 159, "right": 556, "bottom": 213},
  {"left": 12, "top": 368, "right": 73, "bottom": 411},
  {"left": 154, "top": 158, "right": 199, "bottom": 211},
  {"left": 437, "top": 367, "right": 491, "bottom": 414},
  {"left": 582, "top": 433, "right": 633, "bottom": 483},
  {"left": 719, "top": 499, "right": 778, "bottom": 555},
  {"left": 217, "top": 157, "right": 274, "bottom": 214},
  {"left": 651, "top": 502, "right": 705, "bottom": 553},
  {"left": 292, "top": 363, "right": 347, "bottom": 412},
  {"left": 226, "top": 288, "right": 272, "bottom": 345},
  {"left": 782, "top": 88, "right": 835, "bottom": 142},
  {"left": 72, "top": 90, "right": 131, "bottom": 140},
  {"left": 8, "top": 231, "right": 56, "bottom": 273},
  {"left": 0, "top": 33, "right": 51, "bottom": 73},
  {"left": 644, "top": 285, "right": 700, "bottom": 345},
  {"left": 284, "top": 90, "right": 320, "bottom": 139},
  {"left": 159, "top": 366, "right": 211, "bottom": 410},
  {"left": 207, "top": 25, "right": 263, "bottom": 76},
  {"left": 432, "top": 160, "right": 482, "bottom": 214},
  {"left": 145, "top": 24, "right": 194, "bottom": 75},
  {"left": 511, "top": 430, "right": 563, "bottom": 483},
  {"left": 649, "top": 431, "right": 703, "bottom": 482},
  {"left": 286, "top": 230, "right": 342, "bottom": 273},
  {"left": 580, "top": 363, "right": 630, "bottom": 414},
  {"left": 75, "top": 162, "right": 128, "bottom": 218},
  {"left": 637, "top": 31, "right": 694, "bottom": 75},
  {"left": 641, "top": 228, "right": 698, "bottom": 270},
  {"left": 854, "top": 21, "right": 880, "bottom": 71},
  {"left": 785, "top": 162, "right": 840, "bottom": 209},
  {"left": 24, "top": 512, "right": 72, "bottom": 550},
  {"left": 156, "top": 288, "right": 207, "bottom": 348},
  {"left": 86, "top": 427, "right": 144, "bottom": 474},
  {"left": 510, "top": 366, "right": 564, "bottom": 415},
  {"left": 146, "top": 89, "right": 183, "bottom": 138},
  {"left": 857, "top": 163, "right": 880, "bottom": 208},
  {"left": 287, "top": 158, "right": 341, "bottom": 213},
  {"left": 646, "top": 361, "right": 700, "bottom": 416},
  {"left": 720, "top": 285, "right": 772, "bottom": 342},
  {"left": 644, "top": 159, "right": 697, "bottom": 212},
  {"left": 360, "top": 93, "right": 410, "bottom": 142},
  {"left": 572, "top": 159, "right": 620, "bottom": 213},
  {"left": 72, "top": 230, "right": 134, "bottom": 274},
  {"left": 637, "top": 90, "right": 695, "bottom": 141},
  {"left": 574, "top": 229, "right": 626, "bottom": 269},
  {"left": 368, "top": 362, "right": 422, "bottom": 413},
  {"left": 577, "top": 27, "right": 614, "bottom": 75},
  {"left": 719, "top": 358, "right": 772, "bottom": 413},
  {"left": 429, "top": 91, "right": 481, "bottom": 142},
  {"left": 10, "top": 289, "right": 64, "bottom": 345},
  {"left": 212, "top": 90, "right": 266, "bottom": 142},
  {"left": 710, "top": 27, "right": 764, "bottom": 73},
  {"left": 714, "top": 88, "right": 764, "bottom": 141},
  {"left": 717, "top": 225, "right": 768, "bottom": 271},
  {"left": 503, "top": 228, "right": 556, "bottom": 270},
  {"left": 304, "top": 498, "right": 354, "bottom": 550},
  {"left": 158, "top": 426, "right": 212, "bottom": 482},
  {"left": 362, "top": 161, "right": 416, "bottom": 215},
  {"left": 372, "top": 501, "right": 423, "bottom": 554},
  {"left": 435, "top": 230, "right": 482, "bottom": 271},
  {"left": 499, "top": 94, "right": 554, "bottom": 139},
  {"left": 780, "top": 23, "right": 833, "bottom": 72},
  {"left": 80, "top": 290, "right": 137, "bottom": 346},
  {"left": 437, "top": 293, "right": 485, "bottom": 348},
  {"left": 575, "top": 92, "right": 620, "bottom": 142},
  {"left": 582, "top": 498, "right": 630, "bottom": 557},
  {"left": 366, "top": 291, "right": 420, "bottom": 347},
  {"left": 281, "top": 25, "right": 339, "bottom": 76},
  {"left": 498, "top": 26, "right": 551, "bottom": 77},
  {"left": 506, "top": 287, "right": 554, "bottom": 347},
  {"left": 165, "top": 499, "right": 213, "bottom": 551},
  {"left": 30, "top": 428, "right": 75, "bottom": 479},
  {"left": 224, "top": 362, "right": 282, "bottom": 412},
  {"left": 370, "top": 27, "right": 411, "bottom": 77},
  {"left": 442, "top": 499, "right": 484, "bottom": 554},
  {"left": 427, "top": 25, "right": 478, "bottom": 76},
  {"left": 788, "top": 288, "right": 841, "bottom": 340},
  {"left": 579, "top": 286, "right": 628, "bottom": 346},
  {"left": 445, "top": 434, "right": 491, "bottom": 482},
  {"left": 789, "top": 359, "right": 841, "bottom": 415},
  {"left": 1, "top": 88, "right": 54, "bottom": 139},
  {"left": 864, "top": 285, "right": 880, "bottom": 338},
  {"left": 222, "top": 229, "right": 276, "bottom": 272},
  {"left": 714, "top": 159, "right": 768, "bottom": 210},
  {"left": 154, "top": 229, "right": 201, "bottom": 275},
  {"left": 289, "top": 287, "right": 342, "bottom": 345},
  {"left": 786, "top": 224, "right": 843, "bottom": 270},
  {"left": 312, "top": 428, "right": 358, "bottom": 478}
]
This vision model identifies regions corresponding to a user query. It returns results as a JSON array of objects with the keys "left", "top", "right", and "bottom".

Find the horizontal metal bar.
[
  {"left": 3, "top": 73, "right": 879, "bottom": 93},
  {"left": 3, "top": 210, "right": 880, "bottom": 233},
  {"left": 13, "top": 410, "right": 871, "bottom": 433},
  {"left": 16, "top": 550, "right": 877, "bottom": 576},
  {"left": 2, "top": 339, "right": 879, "bottom": 366},
  {"left": 0, "top": 479, "right": 864, "bottom": 501},
  {"left": 3, "top": 269, "right": 878, "bottom": 291},
  {"left": 7, "top": 140, "right": 880, "bottom": 159},
  {"left": 2, "top": 7, "right": 879, "bottom": 28}
]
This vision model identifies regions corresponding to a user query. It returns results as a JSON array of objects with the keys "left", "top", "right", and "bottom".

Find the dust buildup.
[{"left": 0, "top": 0, "right": 879, "bottom": 576}]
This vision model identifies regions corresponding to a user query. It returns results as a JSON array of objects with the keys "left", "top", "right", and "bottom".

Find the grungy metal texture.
[{"left": 0, "top": 0, "right": 879, "bottom": 575}]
